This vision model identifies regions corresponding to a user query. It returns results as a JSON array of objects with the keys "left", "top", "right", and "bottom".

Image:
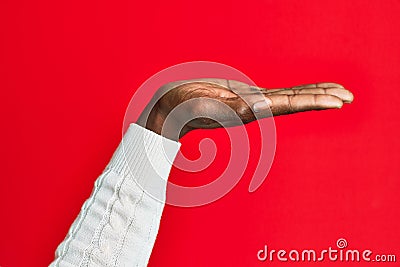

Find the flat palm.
[{"left": 138, "top": 79, "right": 353, "bottom": 140}]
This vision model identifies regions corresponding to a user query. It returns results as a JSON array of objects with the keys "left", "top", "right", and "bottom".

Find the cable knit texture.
[{"left": 50, "top": 124, "right": 181, "bottom": 267}]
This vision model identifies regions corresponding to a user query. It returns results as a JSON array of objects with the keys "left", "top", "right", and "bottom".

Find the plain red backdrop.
[{"left": 1, "top": 0, "right": 399, "bottom": 266}]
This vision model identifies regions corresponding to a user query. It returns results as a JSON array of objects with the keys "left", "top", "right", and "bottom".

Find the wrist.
[
  {"left": 137, "top": 104, "right": 162, "bottom": 133},
  {"left": 137, "top": 107, "right": 186, "bottom": 142}
]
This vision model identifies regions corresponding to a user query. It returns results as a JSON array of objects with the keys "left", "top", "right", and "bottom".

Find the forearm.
[{"left": 51, "top": 124, "right": 180, "bottom": 266}]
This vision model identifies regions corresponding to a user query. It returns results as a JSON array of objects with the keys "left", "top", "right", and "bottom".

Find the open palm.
[{"left": 137, "top": 78, "right": 353, "bottom": 140}]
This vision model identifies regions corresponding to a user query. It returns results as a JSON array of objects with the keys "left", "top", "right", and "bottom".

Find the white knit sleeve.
[{"left": 50, "top": 123, "right": 181, "bottom": 267}]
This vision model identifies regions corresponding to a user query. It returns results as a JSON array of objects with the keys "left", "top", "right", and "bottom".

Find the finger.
[
  {"left": 250, "top": 82, "right": 344, "bottom": 92},
  {"left": 216, "top": 93, "right": 345, "bottom": 125},
  {"left": 221, "top": 95, "right": 271, "bottom": 124},
  {"left": 292, "top": 82, "right": 344, "bottom": 89},
  {"left": 252, "top": 82, "right": 346, "bottom": 93},
  {"left": 264, "top": 94, "right": 344, "bottom": 116},
  {"left": 266, "top": 87, "right": 354, "bottom": 103},
  {"left": 252, "top": 82, "right": 353, "bottom": 104}
]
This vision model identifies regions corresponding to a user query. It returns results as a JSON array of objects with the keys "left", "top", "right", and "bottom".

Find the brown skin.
[{"left": 137, "top": 79, "right": 353, "bottom": 141}]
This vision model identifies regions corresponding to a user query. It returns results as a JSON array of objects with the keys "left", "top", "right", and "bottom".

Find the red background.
[{"left": 1, "top": 0, "right": 399, "bottom": 266}]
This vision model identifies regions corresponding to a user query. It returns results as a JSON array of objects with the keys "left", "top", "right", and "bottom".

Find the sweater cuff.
[{"left": 107, "top": 123, "right": 181, "bottom": 202}]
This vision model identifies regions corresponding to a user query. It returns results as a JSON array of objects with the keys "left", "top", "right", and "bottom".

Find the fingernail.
[{"left": 253, "top": 99, "right": 272, "bottom": 112}]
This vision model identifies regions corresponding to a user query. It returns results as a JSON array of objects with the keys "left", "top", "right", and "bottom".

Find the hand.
[{"left": 137, "top": 78, "right": 354, "bottom": 141}]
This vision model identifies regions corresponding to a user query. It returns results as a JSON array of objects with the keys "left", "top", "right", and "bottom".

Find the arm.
[
  {"left": 51, "top": 79, "right": 353, "bottom": 266},
  {"left": 51, "top": 124, "right": 180, "bottom": 266}
]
